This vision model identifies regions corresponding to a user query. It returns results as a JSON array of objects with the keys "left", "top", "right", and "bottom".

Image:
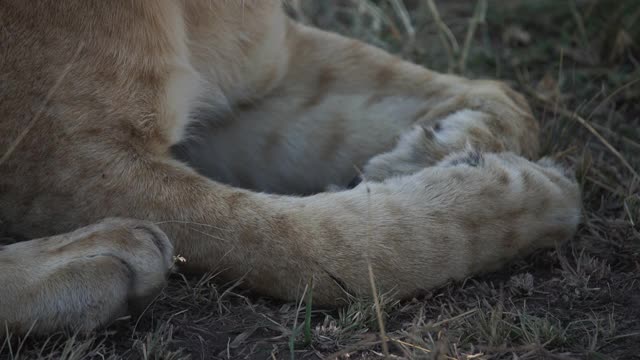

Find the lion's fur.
[{"left": 0, "top": 0, "right": 580, "bottom": 335}]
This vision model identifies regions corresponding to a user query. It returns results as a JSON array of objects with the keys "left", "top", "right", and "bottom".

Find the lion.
[{"left": 0, "top": 0, "right": 581, "bottom": 336}]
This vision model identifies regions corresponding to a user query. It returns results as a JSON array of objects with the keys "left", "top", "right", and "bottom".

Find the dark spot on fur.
[
  {"left": 235, "top": 99, "right": 258, "bottom": 112},
  {"left": 272, "top": 214, "right": 295, "bottom": 239},
  {"left": 226, "top": 192, "right": 248, "bottom": 213},
  {"left": 365, "top": 93, "right": 386, "bottom": 106},
  {"left": 81, "top": 128, "right": 104, "bottom": 137},
  {"left": 347, "top": 175, "right": 362, "bottom": 189},
  {"left": 505, "top": 207, "right": 527, "bottom": 220},
  {"left": 237, "top": 226, "right": 260, "bottom": 246},
  {"left": 321, "top": 218, "right": 343, "bottom": 248},
  {"left": 536, "top": 196, "right": 552, "bottom": 215},
  {"left": 451, "top": 172, "right": 465, "bottom": 182},
  {"left": 421, "top": 125, "right": 435, "bottom": 140},
  {"left": 462, "top": 217, "right": 482, "bottom": 234},
  {"left": 303, "top": 67, "right": 336, "bottom": 109},
  {"left": 271, "top": 215, "right": 306, "bottom": 258},
  {"left": 375, "top": 59, "right": 400, "bottom": 86},
  {"left": 497, "top": 171, "right": 510, "bottom": 186},
  {"left": 521, "top": 170, "right": 536, "bottom": 191},
  {"left": 478, "top": 185, "right": 503, "bottom": 199},
  {"left": 446, "top": 151, "right": 484, "bottom": 168},
  {"left": 486, "top": 117, "right": 510, "bottom": 135}
]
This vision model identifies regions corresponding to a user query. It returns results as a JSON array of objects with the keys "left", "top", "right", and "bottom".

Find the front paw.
[
  {"left": 75, "top": 219, "right": 174, "bottom": 316},
  {"left": 2, "top": 219, "right": 175, "bottom": 335},
  {"left": 360, "top": 110, "right": 496, "bottom": 182},
  {"left": 419, "top": 79, "right": 540, "bottom": 158}
]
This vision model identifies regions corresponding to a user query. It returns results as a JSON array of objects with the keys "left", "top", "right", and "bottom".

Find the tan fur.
[{"left": 0, "top": 1, "right": 581, "bottom": 335}]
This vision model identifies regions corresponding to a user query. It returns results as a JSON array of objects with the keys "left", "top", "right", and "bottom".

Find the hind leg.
[
  {"left": 0, "top": 218, "right": 173, "bottom": 335},
  {"left": 183, "top": 19, "right": 539, "bottom": 194}
]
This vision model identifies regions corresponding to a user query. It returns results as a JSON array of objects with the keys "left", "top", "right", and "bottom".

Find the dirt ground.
[{"left": 2, "top": 1, "right": 639, "bottom": 359}]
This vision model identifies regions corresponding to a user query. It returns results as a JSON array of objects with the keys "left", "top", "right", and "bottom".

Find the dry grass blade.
[
  {"left": 459, "top": 0, "right": 487, "bottom": 73},
  {"left": 425, "top": 0, "right": 459, "bottom": 72},
  {"left": 591, "top": 122, "right": 640, "bottom": 151},
  {"left": 430, "top": 308, "right": 478, "bottom": 328},
  {"left": 324, "top": 335, "right": 381, "bottom": 360},
  {"left": 529, "top": 90, "right": 640, "bottom": 180},
  {"left": 367, "top": 262, "right": 390, "bottom": 357},
  {"left": 390, "top": 337, "right": 432, "bottom": 354},
  {"left": 568, "top": 0, "right": 595, "bottom": 63},
  {"left": 389, "top": 0, "right": 415, "bottom": 38},
  {"left": 361, "top": 169, "right": 390, "bottom": 358},
  {"left": 586, "top": 77, "right": 640, "bottom": 122},
  {"left": 289, "top": 281, "right": 309, "bottom": 358}
]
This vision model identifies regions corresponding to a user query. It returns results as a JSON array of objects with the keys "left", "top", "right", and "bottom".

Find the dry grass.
[{"left": 2, "top": 0, "right": 640, "bottom": 359}]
